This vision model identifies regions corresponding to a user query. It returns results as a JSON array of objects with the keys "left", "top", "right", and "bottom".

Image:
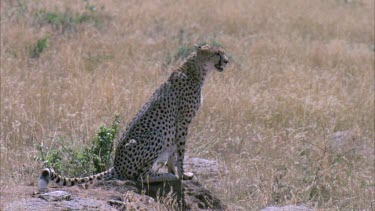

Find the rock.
[
  {"left": 260, "top": 205, "right": 312, "bottom": 211},
  {"left": 184, "top": 157, "right": 223, "bottom": 178},
  {"left": 39, "top": 190, "right": 71, "bottom": 201},
  {"left": 4, "top": 191, "right": 116, "bottom": 211}
]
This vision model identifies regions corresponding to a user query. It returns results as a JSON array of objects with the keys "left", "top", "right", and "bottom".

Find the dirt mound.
[
  {"left": 4, "top": 179, "right": 226, "bottom": 210},
  {"left": 3, "top": 157, "right": 227, "bottom": 210}
]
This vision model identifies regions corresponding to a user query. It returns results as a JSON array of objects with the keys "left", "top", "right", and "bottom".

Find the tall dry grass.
[{"left": 1, "top": 0, "right": 374, "bottom": 209}]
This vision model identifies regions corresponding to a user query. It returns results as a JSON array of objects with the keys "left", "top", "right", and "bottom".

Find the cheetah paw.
[{"left": 182, "top": 172, "right": 194, "bottom": 180}]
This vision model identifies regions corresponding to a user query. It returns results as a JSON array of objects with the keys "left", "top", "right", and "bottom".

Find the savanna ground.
[{"left": 1, "top": 0, "right": 374, "bottom": 210}]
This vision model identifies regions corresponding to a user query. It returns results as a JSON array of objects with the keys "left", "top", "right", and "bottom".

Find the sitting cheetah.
[{"left": 38, "top": 44, "right": 229, "bottom": 189}]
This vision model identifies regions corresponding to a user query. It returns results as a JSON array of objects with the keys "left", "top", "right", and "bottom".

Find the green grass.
[
  {"left": 29, "top": 35, "right": 48, "bottom": 58},
  {"left": 33, "top": 1, "right": 107, "bottom": 33}
]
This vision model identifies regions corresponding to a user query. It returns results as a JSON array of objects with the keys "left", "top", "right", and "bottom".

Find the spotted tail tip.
[{"left": 38, "top": 168, "right": 51, "bottom": 189}]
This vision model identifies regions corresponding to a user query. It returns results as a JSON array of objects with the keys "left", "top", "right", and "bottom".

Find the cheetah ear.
[{"left": 194, "top": 44, "right": 202, "bottom": 50}]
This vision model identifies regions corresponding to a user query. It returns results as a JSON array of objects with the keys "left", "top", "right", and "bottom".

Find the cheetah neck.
[{"left": 178, "top": 56, "right": 208, "bottom": 86}]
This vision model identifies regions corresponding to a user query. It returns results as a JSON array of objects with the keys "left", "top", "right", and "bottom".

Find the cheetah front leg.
[
  {"left": 167, "top": 153, "right": 176, "bottom": 175},
  {"left": 175, "top": 122, "right": 194, "bottom": 180}
]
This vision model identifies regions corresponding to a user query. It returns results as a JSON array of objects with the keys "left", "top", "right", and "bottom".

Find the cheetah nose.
[{"left": 223, "top": 60, "right": 228, "bottom": 64}]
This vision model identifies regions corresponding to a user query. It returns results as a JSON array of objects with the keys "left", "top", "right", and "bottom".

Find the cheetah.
[{"left": 38, "top": 43, "right": 229, "bottom": 189}]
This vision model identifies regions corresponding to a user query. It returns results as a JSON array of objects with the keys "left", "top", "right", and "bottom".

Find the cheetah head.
[{"left": 195, "top": 44, "right": 229, "bottom": 73}]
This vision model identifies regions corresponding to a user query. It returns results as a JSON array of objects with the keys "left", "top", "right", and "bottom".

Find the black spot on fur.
[{"left": 41, "top": 170, "right": 49, "bottom": 177}]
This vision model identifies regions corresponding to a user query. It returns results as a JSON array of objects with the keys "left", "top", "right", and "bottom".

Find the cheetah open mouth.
[
  {"left": 214, "top": 54, "right": 226, "bottom": 72},
  {"left": 215, "top": 64, "right": 224, "bottom": 71}
]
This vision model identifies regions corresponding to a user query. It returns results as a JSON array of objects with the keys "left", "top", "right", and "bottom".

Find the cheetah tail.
[{"left": 38, "top": 167, "right": 115, "bottom": 189}]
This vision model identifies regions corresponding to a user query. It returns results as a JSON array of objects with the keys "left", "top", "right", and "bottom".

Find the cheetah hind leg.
[
  {"left": 139, "top": 171, "right": 178, "bottom": 183},
  {"left": 139, "top": 171, "right": 193, "bottom": 183},
  {"left": 135, "top": 135, "right": 178, "bottom": 183},
  {"left": 139, "top": 158, "right": 177, "bottom": 183}
]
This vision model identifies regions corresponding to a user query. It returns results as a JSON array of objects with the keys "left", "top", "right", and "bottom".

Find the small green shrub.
[
  {"left": 35, "top": 115, "right": 121, "bottom": 176},
  {"left": 34, "top": 1, "right": 105, "bottom": 32},
  {"left": 29, "top": 36, "right": 48, "bottom": 58},
  {"left": 91, "top": 115, "right": 120, "bottom": 173},
  {"left": 35, "top": 146, "right": 62, "bottom": 172}
]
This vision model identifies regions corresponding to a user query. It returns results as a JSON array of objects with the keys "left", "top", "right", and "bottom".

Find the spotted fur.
[{"left": 38, "top": 44, "right": 229, "bottom": 189}]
